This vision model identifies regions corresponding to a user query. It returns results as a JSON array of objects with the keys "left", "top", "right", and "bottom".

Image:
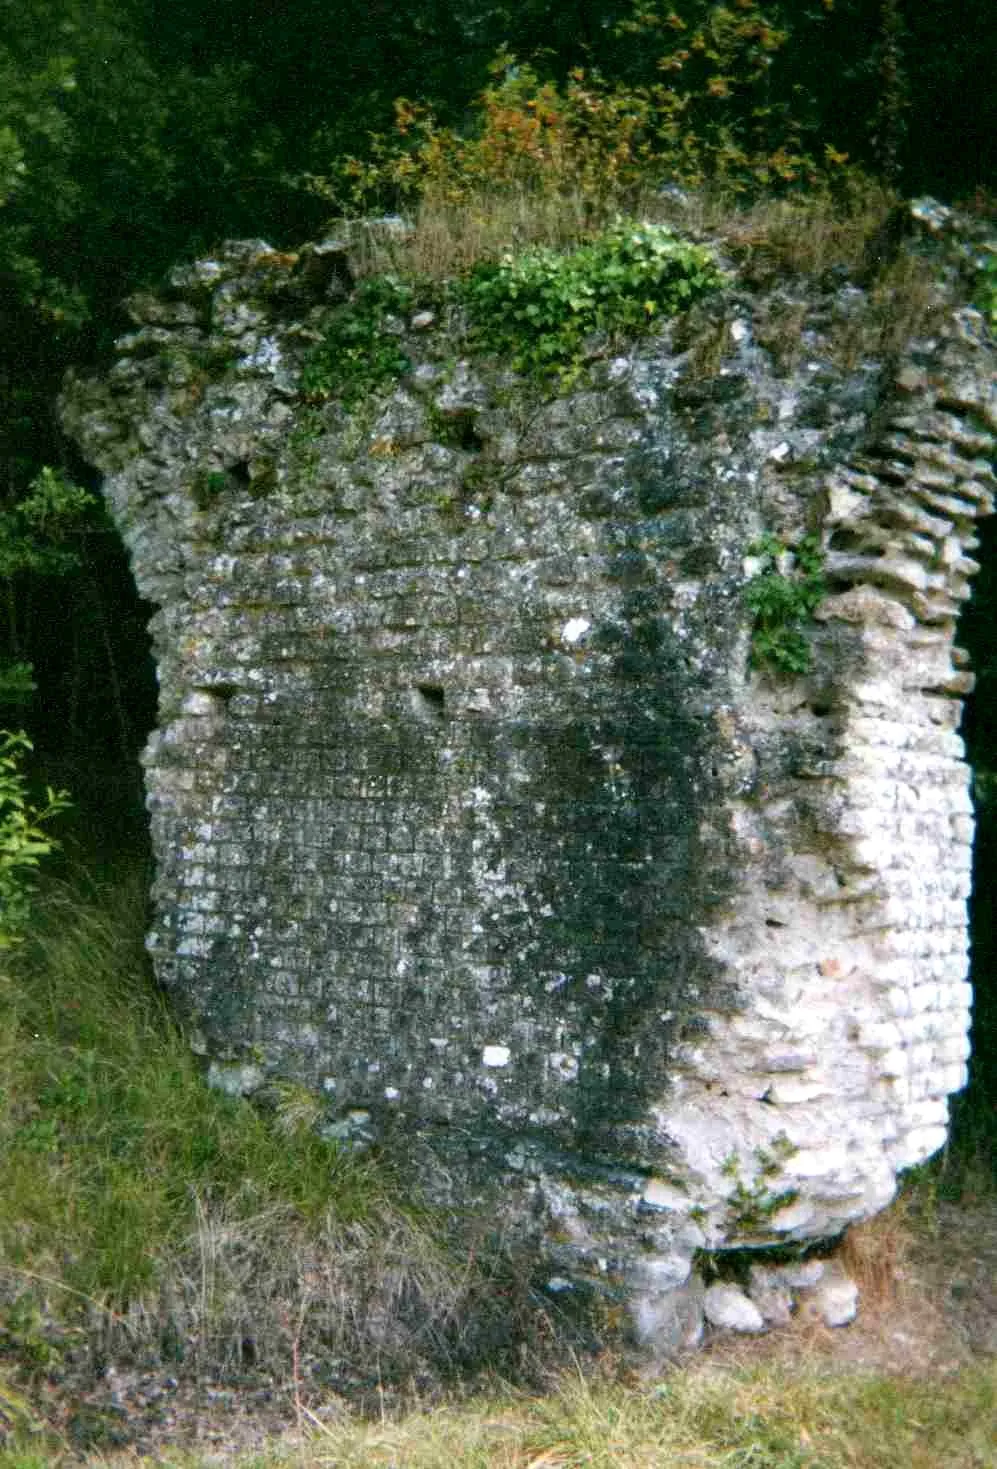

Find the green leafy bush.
[
  {"left": 0, "top": 467, "right": 95, "bottom": 580},
  {"left": 0, "top": 732, "right": 68, "bottom": 948},
  {"left": 461, "top": 220, "right": 723, "bottom": 382},
  {"left": 324, "top": 10, "right": 833, "bottom": 227},
  {"left": 744, "top": 533, "right": 825, "bottom": 675}
]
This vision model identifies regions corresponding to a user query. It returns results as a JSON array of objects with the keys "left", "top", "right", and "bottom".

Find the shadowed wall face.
[
  {"left": 62, "top": 204, "right": 996, "bottom": 1336},
  {"left": 139, "top": 370, "right": 749, "bottom": 1157}
]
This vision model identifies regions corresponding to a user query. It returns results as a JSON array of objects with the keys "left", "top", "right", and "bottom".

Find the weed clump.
[{"left": 744, "top": 533, "right": 825, "bottom": 676}]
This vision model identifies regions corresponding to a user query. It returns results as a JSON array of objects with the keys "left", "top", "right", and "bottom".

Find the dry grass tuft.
[
  {"left": 750, "top": 297, "right": 810, "bottom": 375},
  {"left": 711, "top": 177, "right": 896, "bottom": 281},
  {"left": 344, "top": 172, "right": 897, "bottom": 291},
  {"left": 828, "top": 251, "right": 946, "bottom": 369},
  {"left": 374, "top": 188, "right": 602, "bottom": 281},
  {"left": 840, "top": 1196, "right": 917, "bottom": 1314}
]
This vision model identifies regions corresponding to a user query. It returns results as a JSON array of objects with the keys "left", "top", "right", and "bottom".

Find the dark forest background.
[{"left": 1, "top": 0, "right": 994, "bottom": 1134}]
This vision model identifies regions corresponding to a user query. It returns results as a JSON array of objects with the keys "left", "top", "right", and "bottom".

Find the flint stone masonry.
[{"left": 61, "top": 200, "right": 996, "bottom": 1343}]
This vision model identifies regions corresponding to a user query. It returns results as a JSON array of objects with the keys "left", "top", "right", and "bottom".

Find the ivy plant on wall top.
[{"left": 461, "top": 220, "right": 724, "bottom": 382}]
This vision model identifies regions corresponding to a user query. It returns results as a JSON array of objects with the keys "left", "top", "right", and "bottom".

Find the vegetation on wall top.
[
  {"left": 299, "top": 219, "right": 724, "bottom": 405},
  {"left": 461, "top": 221, "right": 723, "bottom": 382}
]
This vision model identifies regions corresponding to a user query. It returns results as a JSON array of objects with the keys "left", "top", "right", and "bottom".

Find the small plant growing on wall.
[
  {"left": 300, "top": 276, "right": 420, "bottom": 406},
  {"left": 721, "top": 1136, "right": 799, "bottom": 1233},
  {"left": 191, "top": 468, "right": 230, "bottom": 510},
  {"left": 744, "top": 533, "right": 825, "bottom": 675},
  {"left": 974, "top": 248, "right": 997, "bottom": 334}
]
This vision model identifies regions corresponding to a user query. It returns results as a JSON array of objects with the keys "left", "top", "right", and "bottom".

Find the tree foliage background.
[{"left": 0, "top": 0, "right": 994, "bottom": 1115}]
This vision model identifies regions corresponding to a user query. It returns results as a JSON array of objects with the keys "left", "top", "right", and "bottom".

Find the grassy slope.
[{"left": 0, "top": 864, "right": 383, "bottom": 1304}]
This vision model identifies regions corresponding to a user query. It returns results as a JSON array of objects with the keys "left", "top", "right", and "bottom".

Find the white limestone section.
[
  {"left": 803, "top": 1261, "right": 860, "bottom": 1327},
  {"left": 652, "top": 308, "right": 995, "bottom": 1248},
  {"left": 703, "top": 1283, "right": 765, "bottom": 1333}
]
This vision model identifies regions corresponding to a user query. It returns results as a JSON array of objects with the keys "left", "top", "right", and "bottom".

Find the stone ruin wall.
[{"left": 62, "top": 202, "right": 996, "bottom": 1344}]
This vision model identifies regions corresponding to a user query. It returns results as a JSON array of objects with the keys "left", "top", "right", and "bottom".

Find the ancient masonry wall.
[
  {"left": 664, "top": 347, "right": 993, "bottom": 1254},
  {"left": 61, "top": 203, "right": 995, "bottom": 1342}
]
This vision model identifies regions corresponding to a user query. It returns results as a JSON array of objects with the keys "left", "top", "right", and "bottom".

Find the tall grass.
[
  {"left": 0, "top": 865, "right": 373, "bottom": 1297},
  {"left": 340, "top": 171, "right": 898, "bottom": 288},
  {"left": 0, "top": 865, "right": 547, "bottom": 1388}
]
